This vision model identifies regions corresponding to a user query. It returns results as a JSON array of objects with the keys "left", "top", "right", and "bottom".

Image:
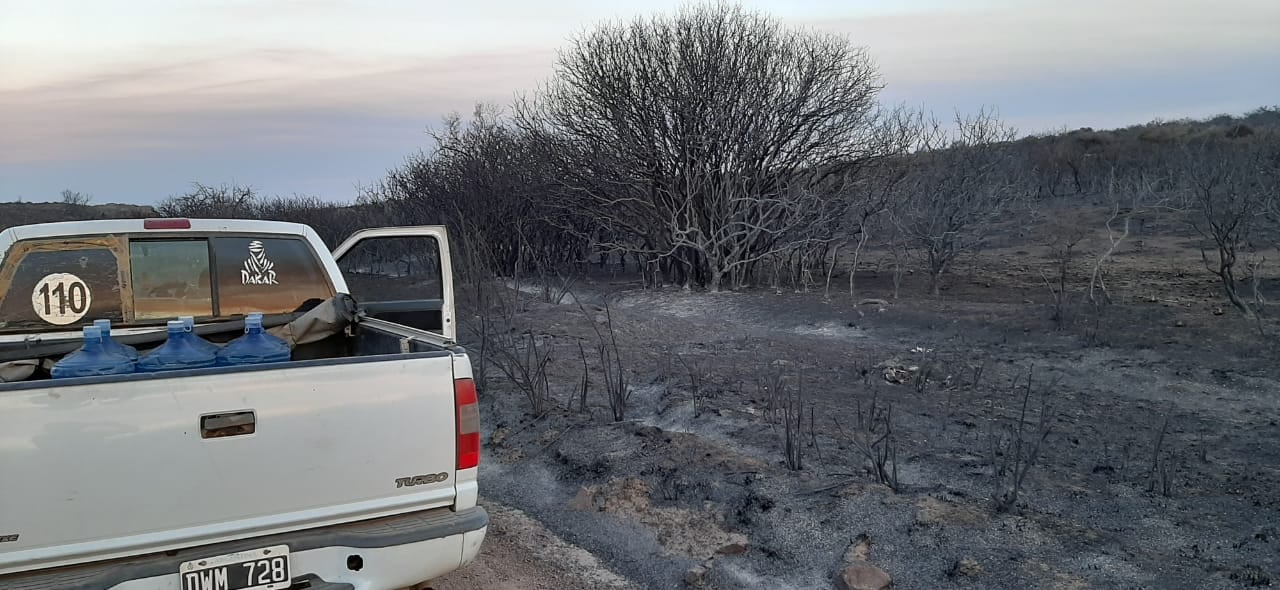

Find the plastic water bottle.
[
  {"left": 137, "top": 320, "right": 218, "bottom": 372},
  {"left": 51, "top": 326, "right": 136, "bottom": 379},
  {"left": 93, "top": 319, "right": 139, "bottom": 362},
  {"left": 217, "top": 314, "right": 291, "bottom": 366},
  {"left": 178, "top": 315, "right": 220, "bottom": 356}
]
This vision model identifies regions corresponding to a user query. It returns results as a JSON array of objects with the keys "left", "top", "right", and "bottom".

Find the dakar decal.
[{"left": 241, "top": 241, "right": 279, "bottom": 285}]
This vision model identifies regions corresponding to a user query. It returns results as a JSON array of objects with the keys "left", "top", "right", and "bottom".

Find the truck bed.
[{"left": 0, "top": 321, "right": 466, "bottom": 576}]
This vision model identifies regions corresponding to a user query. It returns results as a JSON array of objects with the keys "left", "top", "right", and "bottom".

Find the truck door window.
[
  {"left": 211, "top": 237, "right": 334, "bottom": 315},
  {"left": 339, "top": 236, "right": 444, "bottom": 299},
  {"left": 129, "top": 240, "right": 214, "bottom": 320},
  {"left": 0, "top": 245, "right": 124, "bottom": 329}
]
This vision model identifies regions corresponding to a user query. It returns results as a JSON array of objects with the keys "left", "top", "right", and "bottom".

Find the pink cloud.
[{"left": 0, "top": 47, "right": 555, "bottom": 164}]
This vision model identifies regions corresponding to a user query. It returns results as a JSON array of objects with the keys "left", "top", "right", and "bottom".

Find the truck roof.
[{"left": 0, "top": 218, "right": 322, "bottom": 258}]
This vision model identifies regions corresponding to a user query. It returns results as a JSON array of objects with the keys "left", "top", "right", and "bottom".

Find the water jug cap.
[
  {"left": 93, "top": 319, "right": 111, "bottom": 330},
  {"left": 167, "top": 320, "right": 186, "bottom": 333},
  {"left": 245, "top": 315, "right": 263, "bottom": 331},
  {"left": 83, "top": 326, "right": 102, "bottom": 341},
  {"left": 179, "top": 316, "right": 195, "bottom": 330}
]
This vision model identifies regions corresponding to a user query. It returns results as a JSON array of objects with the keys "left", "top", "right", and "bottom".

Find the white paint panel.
[{"left": 0, "top": 355, "right": 458, "bottom": 574}]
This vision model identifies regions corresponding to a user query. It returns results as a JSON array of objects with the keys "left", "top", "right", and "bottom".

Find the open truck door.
[{"left": 332, "top": 226, "right": 455, "bottom": 342}]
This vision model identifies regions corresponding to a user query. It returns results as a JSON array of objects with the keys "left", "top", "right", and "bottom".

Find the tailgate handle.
[{"left": 201, "top": 411, "right": 256, "bottom": 439}]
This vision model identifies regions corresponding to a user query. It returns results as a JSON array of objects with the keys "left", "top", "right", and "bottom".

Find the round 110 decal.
[{"left": 31, "top": 272, "right": 92, "bottom": 325}]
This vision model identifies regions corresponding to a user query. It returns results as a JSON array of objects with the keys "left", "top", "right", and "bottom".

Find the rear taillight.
[{"left": 455, "top": 378, "right": 480, "bottom": 470}]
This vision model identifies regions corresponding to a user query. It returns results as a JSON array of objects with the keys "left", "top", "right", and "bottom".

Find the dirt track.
[{"left": 427, "top": 501, "right": 640, "bottom": 590}]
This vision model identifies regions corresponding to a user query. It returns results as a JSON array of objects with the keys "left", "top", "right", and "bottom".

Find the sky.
[{"left": 1, "top": 0, "right": 1278, "bottom": 205}]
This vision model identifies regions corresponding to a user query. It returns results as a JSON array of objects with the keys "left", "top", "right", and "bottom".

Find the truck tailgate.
[{"left": 0, "top": 354, "right": 458, "bottom": 574}]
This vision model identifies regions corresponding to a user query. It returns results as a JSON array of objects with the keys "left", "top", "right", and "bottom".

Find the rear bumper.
[{"left": 0, "top": 507, "right": 488, "bottom": 590}]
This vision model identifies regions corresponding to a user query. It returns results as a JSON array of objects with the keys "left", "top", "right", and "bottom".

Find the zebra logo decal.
[{"left": 241, "top": 240, "right": 279, "bottom": 285}]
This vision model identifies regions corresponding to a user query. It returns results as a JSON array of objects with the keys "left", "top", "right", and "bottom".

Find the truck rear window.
[
  {"left": 130, "top": 239, "right": 214, "bottom": 319},
  {"left": 212, "top": 237, "right": 334, "bottom": 316},
  {"left": 0, "top": 234, "right": 335, "bottom": 332},
  {"left": 0, "top": 245, "right": 124, "bottom": 328}
]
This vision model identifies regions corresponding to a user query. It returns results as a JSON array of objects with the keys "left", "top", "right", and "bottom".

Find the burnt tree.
[
  {"left": 519, "top": 2, "right": 889, "bottom": 291},
  {"left": 891, "top": 109, "right": 1024, "bottom": 295},
  {"left": 1178, "top": 138, "right": 1275, "bottom": 317}
]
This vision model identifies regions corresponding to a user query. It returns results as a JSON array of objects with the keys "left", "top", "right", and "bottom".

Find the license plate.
[{"left": 179, "top": 545, "right": 291, "bottom": 590}]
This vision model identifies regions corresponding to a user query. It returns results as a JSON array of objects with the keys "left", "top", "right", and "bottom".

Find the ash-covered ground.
[{"left": 465, "top": 232, "right": 1280, "bottom": 589}]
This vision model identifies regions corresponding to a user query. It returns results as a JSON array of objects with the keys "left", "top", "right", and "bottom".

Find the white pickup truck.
[{"left": 0, "top": 218, "right": 486, "bottom": 590}]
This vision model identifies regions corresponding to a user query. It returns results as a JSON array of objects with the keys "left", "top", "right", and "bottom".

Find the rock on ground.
[
  {"left": 835, "top": 561, "right": 893, "bottom": 590},
  {"left": 835, "top": 534, "right": 892, "bottom": 590}
]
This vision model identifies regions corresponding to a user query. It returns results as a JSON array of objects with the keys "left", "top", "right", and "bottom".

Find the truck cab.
[{"left": 0, "top": 218, "right": 485, "bottom": 590}]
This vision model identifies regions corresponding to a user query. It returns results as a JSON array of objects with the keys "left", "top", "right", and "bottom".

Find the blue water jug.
[
  {"left": 93, "top": 319, "right": 139, "bottom": 361},
  {"left": 51, "top": 326, "right": 136, "bottom": 379},
  {"left": 217, "top": 314, "right": 291, "bottom": 366},
  {"left": 179, "top": 316, "right": 221, "bottom": 356},
  {"left": 137, "top": 320, "right": 218, "bottom": 372}
]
